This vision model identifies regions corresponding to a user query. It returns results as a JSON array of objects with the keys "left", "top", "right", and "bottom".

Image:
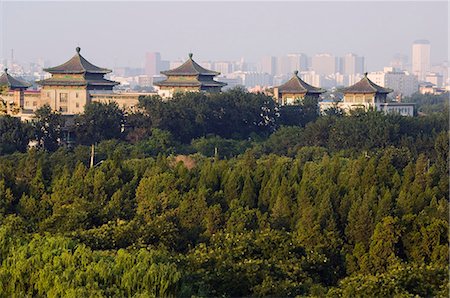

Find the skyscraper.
[
  {"left": 412, "top": 40, "right": 431, "bottom": 81},
  {"left": 287, "top": 53, "right": 308, "bottom": 72},
  {"left": 260, "top": 56, "right": 276, "bottom": 76},
  {"left": 144, "top": 52, "right": 161, "bottom": 77},
  {"left": 311, "top": 53, "right": 336, "bottom": 76},
  {"left": 341, "top": 53, "right": 364, "bottom": 75}
]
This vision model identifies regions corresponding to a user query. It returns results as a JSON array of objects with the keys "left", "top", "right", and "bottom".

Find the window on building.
[
  {"left": 59, "top": 106, "right": 68, "bottom": 112},
  {"left": 75, "top": 93, "right": 79, "bottom": 98},
  {"left": 76, "top": 102, "right": 80, "bottom": 108},
  {"left": 33, "top": 101, "right": 37, "bottom": 107},
  {"left": 60, "top": 93, "right": 68, "bottom": 103}
]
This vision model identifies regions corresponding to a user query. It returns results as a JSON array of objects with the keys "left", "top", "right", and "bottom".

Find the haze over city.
[
  {"left": 1, "top": 1, "right": 448, "bottom": 70},
  {"left": 0, "top": 3, "right": 449, "bottom": 295}
]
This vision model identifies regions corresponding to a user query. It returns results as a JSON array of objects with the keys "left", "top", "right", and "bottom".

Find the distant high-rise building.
[
  {"left": 276, "top": 56, "right": 291, "bottom": 76},
  {"left": 425, "top": 72, "right": 443, "bottom": 87},
  {"left": 287, "top": 53, "right": 308, "bottom": 72},
  {"left": 260, "top": 56, "right": 277, "bottom": 76},
  {"left": 430, "top": 61, "right": 449, "bottom": 86},
  {"left": 144, "top": 52, "right": 161, "bottom": 77},
  {"left": 200, "top": 61, "right": 214, "bottom": 70},
  {"left": 214, "top": 62, "right": 233, "bottom": 75},
  {"left": 390, "top": 53, "right": 408, "bottom": 71},
  {"left": 311, "top": 53, "right": 336, "bottom": 76},
  {"left": 412, "top": 40, "right": 431, "bottom": 81},
  {"left": 341, "top": 53, "right": 364, "bottom": 75},
  {"left": 368, "top": 67, "right": 418, "bottom": 97}
]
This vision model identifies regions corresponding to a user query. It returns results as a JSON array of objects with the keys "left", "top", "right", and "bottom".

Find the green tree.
[
  {"left": 75, "top": 102, "right": 124, "bottom": 145},
  {"left": 0, "top": 115, "right": 31, "bottom": 155},
  {"left": 33, "top": 105, "right": 64, "bottom": 152}
]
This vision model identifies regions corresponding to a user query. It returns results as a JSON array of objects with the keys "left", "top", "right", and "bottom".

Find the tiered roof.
[
  {"left": 0, "top": 68, "right": 31, "bottom": 90},
  {"left": 44, "top": 47, "right": 112, "bottom": 74},
  {"left": 38, "top": 47, "right": 119, "bottom": 88},
  {"left": 277, "top": 71, "right": 325, "bottom": 94},
  {"left": 155, "top": 53, "right": 226, "bottom": 88},
  {"left": 342, "top": 73, "right": 392, "bottom": 94},
  {"left": 161, "top": 53, "right": 219, "bottom": 76}
]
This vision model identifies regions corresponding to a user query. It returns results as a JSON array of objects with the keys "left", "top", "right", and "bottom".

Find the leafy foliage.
[{"left": 0, "top": 92, "right": 447, "bottom": 296}]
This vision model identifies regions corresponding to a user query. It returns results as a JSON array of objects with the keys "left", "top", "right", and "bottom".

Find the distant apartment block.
[
  {"left": 340, "top": 53, "right": 365, "bottom": 75},
  {"left": 368, "top": 67, "right": 418, "bottom": 97},
  {"left": 311, "top": 53, "right": 336, "bottom": 76},
  {"left": 425, "top": 72, "right": 443, "bottom": 88},
  {"left": 412, "top": 40, "right": 431, "bottom": 81},
  {"left": 260, "top": 56, "right": 277, "bottom": 76}
]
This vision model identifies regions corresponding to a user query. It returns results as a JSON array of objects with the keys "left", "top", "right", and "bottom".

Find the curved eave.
[
  {"left": 278, "top": 88, "right": 325, "bottom": 94},
  {"left": 0, "top": 74, "right": 31, "bottom": 89},
  {"left": 160, "top": 56, "right": 220, "bottom": 76},
  {"left": 160, "top": 71, "right": 219, "bottom": 76},
  {"left": 43, "top": 52, "right": 112, "bottom": 74},
  {"left": 155, "top": 81, "right": 226, "bottom": 88},
  {"left": 342, "top": 89, "right": 392, "bottom": 94},
  {"left": 154, "top": 81, "right": 201, "bottom": 87},
  {"left": 277, "top": 75, "right": 325, "bottom": 94},
  {"left": 202, "top": 81, "right": 227, "bottom": 87},
  {"left": 43, "top": 69, "right": 112, "bottom": 75},
  {"left": 37, "top": 80, "right": 119, "bottom": 87}
]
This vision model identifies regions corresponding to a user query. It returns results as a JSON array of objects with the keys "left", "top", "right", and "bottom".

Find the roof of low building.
[
  {"left": 37, "top": 77, "right": 119, "bottom": 87},
  {"left": 161, "top": 53, "right": 220, "bottom": 76},
  {"left": 342, "top": 73, "right": 393, "bottom": 94},
  {"left": 0, "top": 68, "right": 31, "bottom": 89},
  {"left": 43, "top": 47, "right": 112, "bottom": 74},
  {"left": 154, "top": 80, "right": 226, "bottom": 88},
  {"left": 277, "top": 71, "right": 325, "bottom": 94}
]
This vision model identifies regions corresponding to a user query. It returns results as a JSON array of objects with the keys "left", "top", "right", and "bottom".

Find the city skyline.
[{"left": 0, "top": 1, "right": 447, "bottom": 71}]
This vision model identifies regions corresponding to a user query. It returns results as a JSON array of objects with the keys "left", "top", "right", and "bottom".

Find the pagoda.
[
  {"left": 0, "top": 68, "right": 31, "bottom": 115},
  {"left": 37, "top": 47, "right": 119, "bottom": 114},
  {"left": 340, "top": 72, "right": 393, "bottom": 106},
  {"left": 154, "top": 53, "right": 226, "bottom": 98},
  {"left": 0, "top": 68, "right": 31, "bottom": 91},
  {"left": 274, "top": 70, "right": 325, "bottom": 105},
  {"left": 319, "top": 73, "right": 414, "bottom": 116}
]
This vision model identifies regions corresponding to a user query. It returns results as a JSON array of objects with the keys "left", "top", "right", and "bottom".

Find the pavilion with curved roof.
[
  {"left": 319, "top": 73, "right": 414, "bottom": 116},
  {"left": 0, "top": 68, "right": 31, "bottom": 91},
  {"left": 273, "top": 70, "right": 325, "bottom": 105},
  {"left": 154, "top": 53, "right": 226, "bottom": 98},
  {"left": 36, "top": 47, "right": 119, "bottom": 114}
]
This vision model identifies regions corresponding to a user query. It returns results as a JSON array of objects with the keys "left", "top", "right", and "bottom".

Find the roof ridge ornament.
[
  {"left": 76, "top": 47, "right": 81, "bottom": 54},
  {"left": 364, "top": 72, "right": 368, "bottom": 77},
  {"left": 294, "top": 70, "right": 299, "bottom": 75},
  {"left": 4, "top": 68, "right": 7, "bottom": 74},
  {"left": 188, "top": 53, "right": 193, "bottom": 59}
]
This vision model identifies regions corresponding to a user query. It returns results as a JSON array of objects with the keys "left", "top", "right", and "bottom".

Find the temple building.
[
  {"left": 273, "top": 70, "right": 325, "bottom": 105},
  {"left": 0, "top": 68, "right": 38, "bottom": 118},
  {"left": 0, "top": 68, "right": 31, "bottom": 91},
  {"left": 1, "top": 48, "right": 153, "bottom": 119},
  {"left": 154, "top": 53, "right": 226, "bottom": 98},
  {"left": 319, "top": 73, "right": 414, "bottom": 116},
  {"left": 37, "top": 47, "right": 120, "bottom": 114}
]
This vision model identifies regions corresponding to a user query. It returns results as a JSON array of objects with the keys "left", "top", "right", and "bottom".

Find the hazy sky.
[{"left": 0, "top": 1, "right": 448, "bottom": 71}]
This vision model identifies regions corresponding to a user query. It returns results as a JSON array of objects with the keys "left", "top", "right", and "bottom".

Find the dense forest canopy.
[{"left": 0, "top": 89, "right": 448, "bottom": 296}]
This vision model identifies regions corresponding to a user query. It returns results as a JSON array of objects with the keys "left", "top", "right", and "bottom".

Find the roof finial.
[
  {"left": 294, "top": 70, "right": 299, "bottom": 75},
  {"left": 188, "top": 53, "right": 193, "bottom": 59},
  {"left": 364, "top": 72, "right": 368, "bottom": 77},
  {"left": 76, "top": 47, "right": 81, "bottom": 54},
  {"left": 4, "top": 68, "right": 7, "bottom": 74}
]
